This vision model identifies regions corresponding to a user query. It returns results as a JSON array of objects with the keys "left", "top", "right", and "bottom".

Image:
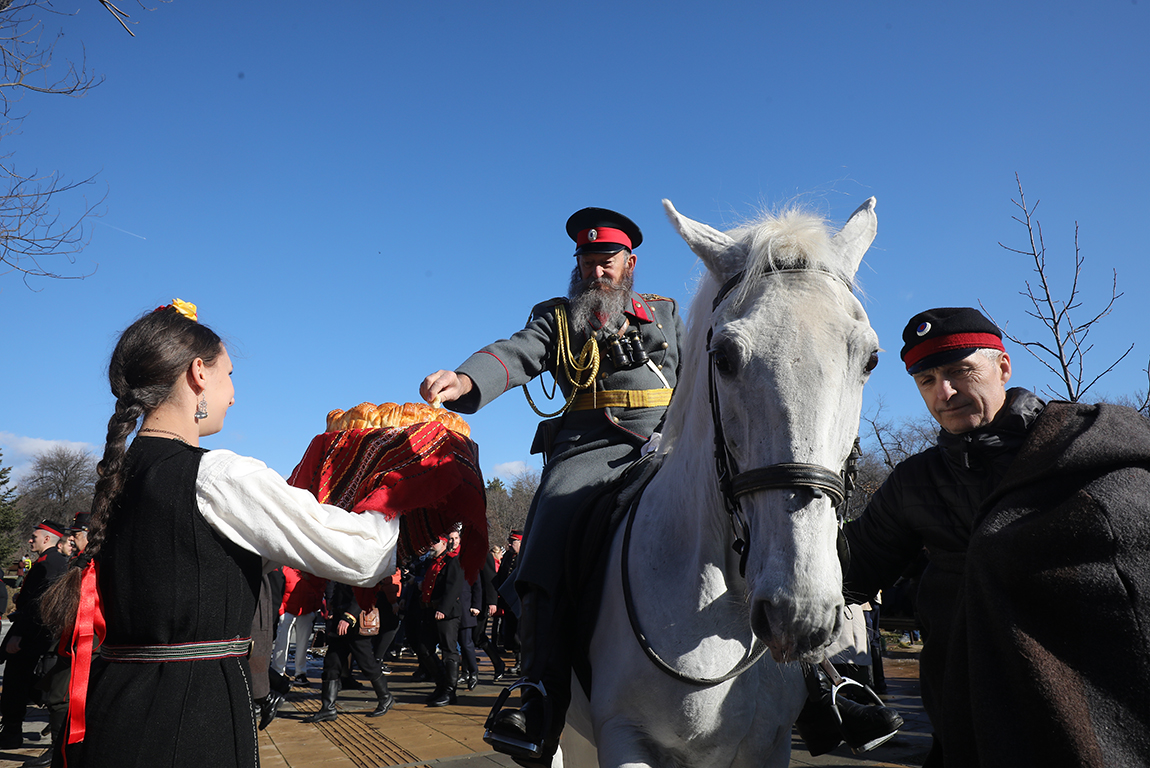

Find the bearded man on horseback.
[{"left": 420, "top": 207, "right": 684, "bottom": 766}]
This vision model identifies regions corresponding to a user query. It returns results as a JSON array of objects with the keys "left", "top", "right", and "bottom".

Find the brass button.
[
  {"left": 661, "top": 342, "right": 668, "bottom": 349},
  {"left": 658, "top": 364, "right": 664, "bottom": 370},
  {"left": 657, "top": 323, "right": 663, "bottom": 329}
]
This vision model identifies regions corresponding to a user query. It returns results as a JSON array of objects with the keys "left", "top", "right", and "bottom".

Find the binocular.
[{"left": 604, "top": 328, "right": 649, "bottom": 369}]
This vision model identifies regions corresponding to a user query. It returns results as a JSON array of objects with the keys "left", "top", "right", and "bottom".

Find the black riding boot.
[
  {"left": 303, "top": 678, "right": 340, "bottom": 723},
  {"left": 484, "top": 589, "right": 570, "bottom": 767},
  {"left": 368, "top": 673, "right": 394, "bottom": 717},
  {"left": 425, "top": 657, "right": 449, "bottom": 703},
  {"left": 431, "top": 658, "right": 459, "bottom": 707},
  {"left": 794, "top": 661, "right": 903, "bottom": 756}
]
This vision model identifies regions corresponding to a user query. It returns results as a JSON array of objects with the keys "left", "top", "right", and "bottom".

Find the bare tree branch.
[
  {"left": 982, "top": 174, "right": 1131, "bottom": 402},
  {"left": 0, "top": 1, "right": 158, "bottom": 285}
]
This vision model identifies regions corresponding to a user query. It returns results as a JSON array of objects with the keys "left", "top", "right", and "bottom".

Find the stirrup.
[
  {"left": 483, "top": 678, "right": 553, "bottom": 759},
  {"left": 830, "top": 677, "right": 900, "bottom": 753}
]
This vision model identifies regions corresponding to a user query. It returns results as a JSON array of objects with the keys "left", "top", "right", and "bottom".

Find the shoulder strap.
[{"left": 530, "top": 296, "right": 568, "bottom": 322}]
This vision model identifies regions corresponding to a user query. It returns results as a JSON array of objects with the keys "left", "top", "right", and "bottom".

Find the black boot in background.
[
  {"left": 303, "top": 678, "right": 340, "bottom": 723},
  {"left": 368, "top": 673, "right": 393, "bottom": 717}
]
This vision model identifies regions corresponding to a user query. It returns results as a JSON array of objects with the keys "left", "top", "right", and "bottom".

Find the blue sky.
[{"left": 2, "top": 1, "right": 1147, "bottom": 485}]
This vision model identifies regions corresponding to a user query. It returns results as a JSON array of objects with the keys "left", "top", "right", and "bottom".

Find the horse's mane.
[{"left": 660, "top": 206, "right": 851, "bottom": 455}]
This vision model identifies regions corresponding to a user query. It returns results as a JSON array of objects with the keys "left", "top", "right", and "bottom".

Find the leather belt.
[{"left": 569, "top": 389, "right": 672, "bottom": 411}]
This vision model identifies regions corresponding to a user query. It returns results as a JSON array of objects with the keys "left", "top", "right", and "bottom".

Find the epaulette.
[
  {"left": 530, "top": 296, "right": 568, "bottom": 322},
  {"left": 640, "top": 293, "right": 674, "bottom": 303}
]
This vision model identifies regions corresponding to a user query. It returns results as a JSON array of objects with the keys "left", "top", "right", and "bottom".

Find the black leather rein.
[{"left": 707, "top": 268, "right": 855, "bottom": 577}]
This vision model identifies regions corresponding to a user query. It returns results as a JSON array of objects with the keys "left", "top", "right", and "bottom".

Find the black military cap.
[
  {"left": 35, "top": 519, "right": 67, "bottom": 538},
  {"left": 69, "top": 513, "right": 91, "bottom": 533},
  {"left": 508, "top": 529, "right": 523, "bottom": 542},
  {"left": 566, "top": 207, "right": 643, "bottom": 256},
  {"left": 901, "top": 307, "right": 1005, "bottom": 374}
]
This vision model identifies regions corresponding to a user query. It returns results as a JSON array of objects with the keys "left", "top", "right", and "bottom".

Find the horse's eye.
[
  {"left": 865, "top": 352, "right": 879, "bottom": 373},
  {"left": 713, "top": 347, "right": 734, "bottom": 376}
]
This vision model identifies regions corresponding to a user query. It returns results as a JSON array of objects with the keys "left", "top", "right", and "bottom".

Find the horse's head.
[{"left": 662, "top": 198, "right": 879, "bottom": 663}]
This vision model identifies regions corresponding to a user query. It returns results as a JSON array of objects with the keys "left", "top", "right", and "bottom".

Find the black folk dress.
[{"left": 77, "top": 437, "right": 263, "bottom": 767}]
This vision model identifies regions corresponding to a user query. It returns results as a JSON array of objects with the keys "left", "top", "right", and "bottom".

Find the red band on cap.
[
  {"left": 576, "top": 227, "right": 631, "bottom": 250},
  {"left": 904, "top": 332, "right": 1005, "bottom": 370},
  {"left": 36, "top": 522, "right": 65, "bottom": 538}
]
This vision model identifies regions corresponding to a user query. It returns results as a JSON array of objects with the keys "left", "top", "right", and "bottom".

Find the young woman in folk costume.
[{"left": 41, "top": 300, "right": 400, "bottom": 768}]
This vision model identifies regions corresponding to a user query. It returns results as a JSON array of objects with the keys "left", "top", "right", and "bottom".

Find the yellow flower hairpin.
[{"left": 171, "top": 298, "right": 198, "bottom": 322}]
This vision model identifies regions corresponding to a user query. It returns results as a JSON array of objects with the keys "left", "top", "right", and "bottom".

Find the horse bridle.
[
  {"left": 707, "top": 267, "right": 858, "bottom": 578},
  {"left": 619, "top": 266, "right": 860, "bottom": 687}
]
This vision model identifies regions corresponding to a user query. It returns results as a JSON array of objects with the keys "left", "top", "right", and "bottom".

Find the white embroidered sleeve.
[{"left": 196, "top": 449, "right": 398, "bottom": 586}]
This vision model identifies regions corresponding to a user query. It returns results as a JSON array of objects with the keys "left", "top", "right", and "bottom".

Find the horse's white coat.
[{"left": 563, "top": 198, "right": 879, "bottom": 768}]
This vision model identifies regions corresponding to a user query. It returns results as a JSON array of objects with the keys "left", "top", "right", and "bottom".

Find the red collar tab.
[
  {"left": 576, "top": 227, "right": 631, "bottom": 250},
  {"left": 628, "top": 297, "right": 652, "bottom": 322},
  {"left": 903, "top": 332, "right": 1005, "bottom": 371}
]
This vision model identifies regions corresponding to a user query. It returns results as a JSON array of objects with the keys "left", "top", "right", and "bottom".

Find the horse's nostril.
[{"left": 750, "top": 601, "right": 772, "bottom": 642}]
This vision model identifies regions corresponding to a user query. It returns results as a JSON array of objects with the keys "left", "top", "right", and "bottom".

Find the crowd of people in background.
[{"left": 0, "top": 515, "right": 526, "bottom": 766}]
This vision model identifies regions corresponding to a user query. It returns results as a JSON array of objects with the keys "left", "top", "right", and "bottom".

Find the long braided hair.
[{"left": 41, "top": 305, "right": 223, "bottom": 633}]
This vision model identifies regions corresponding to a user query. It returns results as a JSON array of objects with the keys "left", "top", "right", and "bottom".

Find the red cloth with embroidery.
[{"left": 287, "top": 422, "right": 488, "bottom": 582}]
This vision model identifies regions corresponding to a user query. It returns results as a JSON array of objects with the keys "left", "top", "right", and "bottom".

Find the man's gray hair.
[{"left": 975, "top": 348, "right": 1004, "bottom": 364}]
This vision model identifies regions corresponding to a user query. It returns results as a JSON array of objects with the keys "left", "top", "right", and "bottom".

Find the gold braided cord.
[{"left": 523, "top": 304, "right": 600, "bottom": 418}]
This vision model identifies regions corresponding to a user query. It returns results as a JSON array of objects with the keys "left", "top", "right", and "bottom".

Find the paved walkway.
[{"left": 0, "top": 651, "right": 930, "bottom": 767}]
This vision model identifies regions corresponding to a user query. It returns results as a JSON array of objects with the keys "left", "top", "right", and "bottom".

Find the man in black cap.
[
  {"left": 842, "top": 307, "right": 1150, "bottom": 766},
  {"left": 421, "top": 207, "right": 684, "bottom": 765},
  {"left": 67, "top": 512, "right": 91, "bottom": 556},
  {"left": 0, "top": 520, "right": 69, "bottom": 748}
]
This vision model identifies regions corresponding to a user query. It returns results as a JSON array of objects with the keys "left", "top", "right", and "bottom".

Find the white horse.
[{"left": 562, "top": 197, "right": 879, "bottom": 768}]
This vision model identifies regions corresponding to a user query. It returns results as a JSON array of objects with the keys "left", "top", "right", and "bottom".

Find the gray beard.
[{"left": 568, "top": 267, "right": 633, "bottom": 335}]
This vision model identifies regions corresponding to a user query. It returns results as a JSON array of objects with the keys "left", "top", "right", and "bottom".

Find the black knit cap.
[
  {"left": 901, "top": 307, "right": 1004, "bottom": 374},
  {"left": 566, "top": 207, "right": 643, "bottom": 256}
]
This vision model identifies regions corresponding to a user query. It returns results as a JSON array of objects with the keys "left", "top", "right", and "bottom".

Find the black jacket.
[
  {"left": 843, "top": 388, "right": 1045, "bottom": 757},
  {"left": 10, "top": 546, "right": 68, "bottom": 644},
  {"left": 426, "top": 553, "right": 464, "bottom": 620}
]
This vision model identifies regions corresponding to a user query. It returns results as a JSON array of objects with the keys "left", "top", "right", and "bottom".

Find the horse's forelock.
[{"left": 727, "top": 208, "right": 854, "bottom": 307}]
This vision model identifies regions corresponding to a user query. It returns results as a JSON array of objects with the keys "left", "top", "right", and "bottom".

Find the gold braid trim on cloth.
[{"left": 523, "top": 304, "right": 601, "bottom": 418}]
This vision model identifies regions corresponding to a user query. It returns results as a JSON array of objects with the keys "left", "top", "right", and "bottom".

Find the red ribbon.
[{"left": 66, "top": 560, "right": 106, "bottom": 749}]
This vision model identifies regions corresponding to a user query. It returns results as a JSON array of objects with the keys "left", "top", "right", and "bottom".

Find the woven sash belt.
[
  {"left": 570, "top": 389, "right": 672, "bottom": 411},
  {"left": 101, "top": 637, "right": 252, "bottom": 663}
]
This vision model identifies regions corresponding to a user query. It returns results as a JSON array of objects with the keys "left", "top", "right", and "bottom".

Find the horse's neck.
[{"left": 626, "top": 443, "right": 755, "bottom": 667}]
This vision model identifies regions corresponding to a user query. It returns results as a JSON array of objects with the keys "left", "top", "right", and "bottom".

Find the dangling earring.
[{"left": 195, "top": 395, "right": 209, "bottom": 420}]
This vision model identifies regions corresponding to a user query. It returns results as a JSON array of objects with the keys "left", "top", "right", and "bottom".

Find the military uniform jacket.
[
  {"left": 449, "top": 291, "right": 684, "bottom": 455},
  {"left": 9, "top": 546, "right": 67, "bottom": 646},
  {"left": 448, "top": 291, "right": 684, "bottom": 594}
]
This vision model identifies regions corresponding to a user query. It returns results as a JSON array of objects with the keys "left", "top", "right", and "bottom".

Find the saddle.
[{"left": 561, "top": 451, "right": 664, "bottom": 698}]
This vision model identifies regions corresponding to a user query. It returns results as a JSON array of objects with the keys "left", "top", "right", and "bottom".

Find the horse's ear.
[
  {"left": 662, "top": 199, "right": 746, "bottom": 278},
  {"left": 831, "top": 197, "right": 877, "bottom": 274}
]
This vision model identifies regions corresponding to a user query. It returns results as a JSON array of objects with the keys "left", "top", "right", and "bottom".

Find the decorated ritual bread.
[{"left": 326, "top": 401, "right": 470, "bottom": 437}]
